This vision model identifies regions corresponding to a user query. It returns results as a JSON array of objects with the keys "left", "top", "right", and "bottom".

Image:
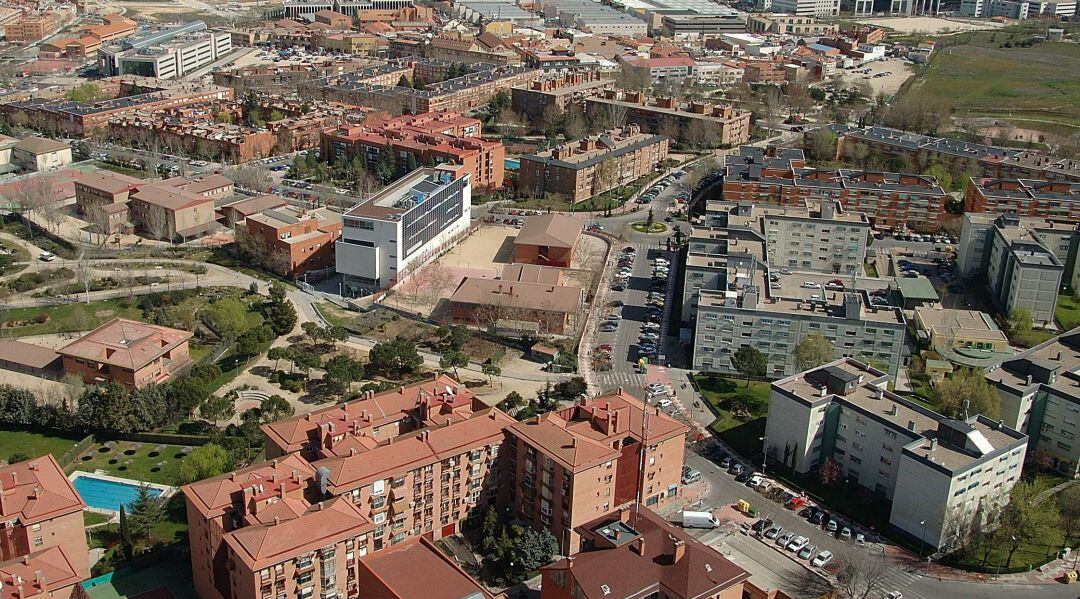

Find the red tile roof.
[
  {"left": 57, "top": 318, "right": 192, "bottom": 371},
  {"left": 182, "top": 453, "right": 315, "bottom": 519},
  {"left": 0, "top": 455, "right": 84, "bottom": 525},
  {"left": 358, "top": 537, "right": 494, "bottom": 599},
  {"left": 0, "top": 545, "right": 83, "bottom": 599}
]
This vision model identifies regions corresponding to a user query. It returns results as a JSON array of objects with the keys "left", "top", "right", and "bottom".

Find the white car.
[
  {"left": 38, "top": 251, "right": 55, "bottom": 262},
  {"left": 884, "top": 593, "right": 902, "bottom": 599},
  {"left": 801, "top": 281, "right": 822, "bottom": 289},
  {"left": 787, "top": 536, "right": 809, "bottom": 552},
  {"left": 811, "top": 550, "right": 833, "bottom": 568},
  {"left": 747, "top": 475, "right": 762, "bottom": 487},
  {"left": 655, "top": 399, "right": 673, "bottom": 408}
]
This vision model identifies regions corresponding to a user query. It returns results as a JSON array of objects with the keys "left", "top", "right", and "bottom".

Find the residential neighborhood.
[{"left": 0, "top": 1, "right": 1077, "bottom": 599}]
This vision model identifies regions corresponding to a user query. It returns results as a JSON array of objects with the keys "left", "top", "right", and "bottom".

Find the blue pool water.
[
  {"left": 504, "top": 158, "right": 520, "bottom": 171},
  {"left": 72, "top": 475, "right": 162, "bottom": 512}
]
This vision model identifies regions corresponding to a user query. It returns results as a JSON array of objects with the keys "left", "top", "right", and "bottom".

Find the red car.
[{"left": 786, "top": 496, "right": 807, "bottom": 511}]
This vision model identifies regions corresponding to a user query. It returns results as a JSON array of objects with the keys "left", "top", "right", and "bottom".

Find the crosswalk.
[
  {"left": 595, "top": 370, "right": 646, "bottom": 391},
  {"left": 879, "top": 566, "right": 925, "bottom": 594}
]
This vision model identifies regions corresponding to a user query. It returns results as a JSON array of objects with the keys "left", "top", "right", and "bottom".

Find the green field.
[
  {"left": 2, "top": 298, "right": 144, "bottom": 337},
  {"left": 902, "top": 28, "right": 1080, "bottom": 130},
  {"left": 1056, "top": 294, "right": 1080, "bottom": 332},
  {"left": 0, "top": 429, "right": 83, "bottom": 463},
  {"left": 70, "top": 441, "right": 192, "bottom": 486},
  {"left": 694, "top": 373, "right": 770, "bottom": 433}
]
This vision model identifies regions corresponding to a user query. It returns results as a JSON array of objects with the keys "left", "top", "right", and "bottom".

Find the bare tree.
[
  {"left": 140, "top": 203, "right": 171, "bottom": 242},
  {"left": 234, "top": 165, "right": 270, "bottom": 193},
  {"left": 609, "top": 103, "right": 628, "bottom": 129},
  {"left": 831, "top": 548, "right": 893, "bottom": 599},
  {"left": 85, "top": 203, "right": 113, "bottom": 246},
  {"left": 236, "top": 226, "right": 290, "bottom": 275},
  {"left": 74, "top": 243, "right": 95, "bottom": 304}
]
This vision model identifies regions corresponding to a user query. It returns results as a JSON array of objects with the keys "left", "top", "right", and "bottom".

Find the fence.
[{"left": 57, "top": 434, "right": 96, "bottom": 467}]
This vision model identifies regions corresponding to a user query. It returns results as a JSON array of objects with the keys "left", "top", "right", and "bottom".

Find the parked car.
[
  {"left": 812, "top": 550, "right": 833, "bottom": 568},
  {"left": 787, "top": 536, "right": 809, "bottom": 552},
  {"left": 776, "top": 532, "right": 795, "bottom": 547},
  {"left": 752, "top": 518, "right": 772, "bottom": 533},
  {"left": 797, "top": 544, "right": 817, "bottom": 560},
  {"left": 747, "top": 475, "right": 763, "bottom": 487},
  {"left": 855, "top": 533, "right": 866, "bottom": 545},
  {"left": 729, "top": 463, "right": 744, "bottom": 476},
  {"left": 719, "top": 456, "right": 733, "bottom": 468},
  {"left": 655, "top": 399, "right": 673, "bottom": 408},
  {"left": 801, "top": 281, "right": 822, "bottom": 289},
  {"left": 825, "top": 519, "right": 838, "bottom": 533},
  {"left": 681, "top": 467, "right": 701, "bottom": 484},
  {"left": 735, "top": 469, "right": 754, "bottom": 483},
  {"left": 840, "top": 526, "right": 852, "bottom": 541},
  {"left": 786, "top": 496, "right": 807, "bottom": 511},
  {"left": 764, "top": 526, "right": 783, "bottom": 540}
]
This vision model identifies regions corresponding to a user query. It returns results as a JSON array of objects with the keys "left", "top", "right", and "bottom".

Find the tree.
[
  {"left": 440, "top": 349, "right": 469, "bottom": 378},
  {"left": 301, "top": 321, "right": 323, "bottom": 346},
  {"left": 64, "top": 83, "right": 104, "bottom": 103},
  {"left": 818, "top": 456, "right": 842, "bottom": 486},
  {"left": 200, "top": 394, "right": 236, "bottom": 423},
  {"left": 831, "top": 549, "right": 893, "bottom": 599},
  {"left": 925, "top": 163, "right": 954, "bottom": 193},
  {"left": 325, "top": 325, "right": 348, "bottom": 350},
  {"left": 323, "top": 355, "right": 364, "bottom": 394},
  {"left": 730, "top": 345, "right": 766, "bottom": 387},
  {"left": 140, "top": 204, "right": 171, "bottom": 242},
  {"left": 1000, "top": 480, "right": 1060, "bottom": 567},
  {"left": 793, "top": 334, "right": 834, "bottom": 371},
  {"left": 368, "top": 339, "right": 423, "bottom": 379},
  {"left": 126, "top": 485, "right": 164, "bottom": 544},
  {"left": 481, "top": 362, "right": 501, "bottom": 385},
  {"left": 932, "top": 368, "right": 1000, "bottom": 420},
  {"left": 74, "top": 243, "right": 95, "bottom": 304},
  {"left": 1005, "top": 307, "right": 1033, "bottom": 338},
  {"left": 1057, "top": 484, "right": 1080, "bottom": 549},
  {"left": 168, "top": 379, "right": 209, "bottom": 418},
  {"left": 501, "top": 525, "right": 558, "bottom": 584},
  {"left": 805, "top": 128, "right": 838, "bottom": 164},
  {"left": 204, "top": 297, "right": 250, "bottom": 342},
  {"left": 7, "top": 452, "right": 29, "bottom": 464},
  {"left": 263, "top": 284, "right": 297, "bottom": 335},
  {"left": 258, "top": 395, "right": 294, "bottom": 423},
  {"left": 179, "top": 444, "right": 232, "bottom": 483}
]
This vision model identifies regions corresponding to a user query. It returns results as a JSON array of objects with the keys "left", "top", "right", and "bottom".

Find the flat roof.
[{"left": 894, "top": 276, "right": 939, "bottom": 301}]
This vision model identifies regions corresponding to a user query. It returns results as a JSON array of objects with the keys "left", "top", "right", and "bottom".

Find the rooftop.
[
  {"left": 514, "top": 213, "right": 583, "bottom": 249},
  {"left": 358, "top": 537, "right": 492, "bottom": 599},
  {"left": 449, "top": 277, "right": 584, "bottom": 314},
  {"left": 0, "top": 455, "right": 84, "bottom": 525},
  {"left": 57, "top": 318, "right": 192, "bottom": 371}
]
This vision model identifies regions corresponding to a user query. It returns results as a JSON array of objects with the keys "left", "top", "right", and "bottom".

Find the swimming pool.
[
  {"left": 504, "top": 158, "right": 520, "bottom": 171},
  {"left": 71, "top": 474, "right": 163, "bottom": 512}
]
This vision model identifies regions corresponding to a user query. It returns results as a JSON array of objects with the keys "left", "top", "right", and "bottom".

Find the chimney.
[
  {"left": 907, "top": 420, "right": 915, "bottom": 431},
  {"left": 634, "top": 537, "right": 647, "bottom": 556},
  {"left": 819, "top": 387, "right": 827, "bottom": 397},
  {"left": 672, "top": 538, "right": 686, "bottom": 563},
  {"left": 875, "top": 387, "right": 883, "bottom": 400},
  {"left": 619, "top": 507, "right": 631, "bottom": 523},
  {"left": 570, "top": 436, "right": 577, "bottom": 448},
  {"left": 929, "top": 438, "right": 938, "bottom": 451},
  {"left": 567, "top": 556, "right": 574, "bottom": 570},
  {"left": 273, "top": 516, "right": 280, "bottom": 526}
]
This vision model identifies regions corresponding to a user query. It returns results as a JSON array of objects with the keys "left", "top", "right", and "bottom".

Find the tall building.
[
  {"left": 765, "top": 359, "right": 1027, "bottom": 549},
  {"left": 956, "top": 213, "right": 1072, "bottom": 326},
  {"left": 504, "top": 390, "right": 689, "bottom": 553},
  {"left": 336, "top": 166, "right": 471, "bottom": 295},
  {"left": 986, "top": 330, "right": 1080, "bottom": 478},
  {"left": 770, "top": 0, "right": 841, "bottom": 15},
  {"left": 99, "top": 22, "right": 232, "bottom": 80},
  {"left": 518, "top": 125, "right": 669, "bottom": 203},
  {"left": 0, "top": 456, "right": 89, "bottom": 599}
]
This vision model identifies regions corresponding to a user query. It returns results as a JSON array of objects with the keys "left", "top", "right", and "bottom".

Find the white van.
[{"left": 681, "top": 510, "right": 720, "bottom": 529}]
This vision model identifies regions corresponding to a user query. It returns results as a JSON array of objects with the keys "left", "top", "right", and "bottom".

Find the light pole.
[
  {"left": 759, "top": 434, "right": 768, "bottom": 475},
  {"left": 919, "top": 519, "right": 927, "bottom": 561}
]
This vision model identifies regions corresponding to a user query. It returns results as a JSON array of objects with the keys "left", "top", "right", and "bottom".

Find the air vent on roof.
[{"left": 600, "top": 585, "right": 611, "bottom": 596}]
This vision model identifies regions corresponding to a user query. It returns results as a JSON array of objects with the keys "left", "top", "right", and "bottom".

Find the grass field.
[
  {"left": 70, "top": 441, "right": 192, "bottom": 486},
  {"left": 902, "top": 27, "right": 1080, "bottom": 129},
  {"left": 1056, "top": 294, "right": 1080, "bottom": 332},
  {"left": 2, "top": 298, "right": 144, "bottom": 336},
  {"left": 0, "top": 429, "right": 83, "bottom": 463},
  {"left": 694, "top": 374, "right": 770, "bottom": 433}
]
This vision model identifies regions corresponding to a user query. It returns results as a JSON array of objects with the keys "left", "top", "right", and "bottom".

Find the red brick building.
[
  {"left": 243, "top": 206, "right": 343, "bottom": 278},
  {"left": 540, "top": 506, "right": 749, "bottom": 599},
  {"left": 512, "top": 214, "right": 583, "bottom": 268},
  {"left": 58, "top": 318, "right": 192, "bottom": 388},
  {"left": 0, "top": 455, "right": 89, "bottom": 599},
  {"left": 965, "top": 177, "right": 1080, "bottom": 221},
  {"left": 321, "top": 112, "right": 504, "bottom": 189},
  {"left": 504, "top": 390, "right": 689, "bottom": 553}
]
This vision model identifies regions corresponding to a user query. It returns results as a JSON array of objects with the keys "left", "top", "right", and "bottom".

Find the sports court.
[{"left": 83, "top": 561, "right": 197, "bottom": 599}]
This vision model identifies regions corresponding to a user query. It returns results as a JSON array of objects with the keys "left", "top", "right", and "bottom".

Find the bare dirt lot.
[
  {"left": 383, "top": 225, "right": 607, "bottom": 320},
  {"left": 857, "top": 16, "right": 1004, "bottom": 34},
  {"left": 837, "top": 57, "right": 914, "bottom": 97}
]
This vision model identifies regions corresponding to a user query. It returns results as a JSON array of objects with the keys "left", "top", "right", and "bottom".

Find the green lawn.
[
  {"left": 694, "top": 373, "right": 770, "bottom": 433},
  {"left": 84, "top": 511, "right": 111, "bottom": 526},
  {"left": 714, "top": 417, "right": 766, "bottom": 461},
  {"left": 1010, "top": 329, "right": 1057, "bottom": 349},
  {"left": 2, "top": 298, "right": 144, "bottom": 337},
  {"left": 901, "top": 26, "right": 1080, "bottom": 129},
  {"left": 946, "top": 527, "right": 1066, "bottom": 573},
  {"left": 69, "top": 441, "right": 193, "bottom": 486},
  {"left": 1056, "top": 294, "right": 1080, "bottom": 332},
  {"left": 0, "top": 429, "right": 84, "bottom": 463},
  {"left": 94, "top": 161, "right": 148, "bottom": 179},
  {"left": 864, "top": 261, "right": 879, "bottom": 278}
]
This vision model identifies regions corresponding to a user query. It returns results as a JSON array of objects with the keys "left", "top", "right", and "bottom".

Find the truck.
[{"left": 681, "top": 510, "right": 720, "bottom": 529}]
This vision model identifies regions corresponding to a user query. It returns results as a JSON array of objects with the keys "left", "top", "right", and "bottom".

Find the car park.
[
  {"left": 747, "top": 474, "right": 762, "bottom": 487},
  {"left": 798, "top": 544, "right": 817, "bottom": 560},
  {"left": 735, "top": 469, "right": 753, "bottom": 483},
  {"left": 801, "top": 281, "right": 822, "bottom": 289},
  {"left": 812, "top": 551, "right": 833, "bottom": 568},
  {"left": 840, "top": 526, "right": 852, "bottom": 541},
  {"left": 764, "top": 526, "right": 782, "bottom": 540},
  {"left": 655, "top": 399, "right": 673, "bottom": 408},
  {"left": 776, "top": 532, "right": 795, "bottom": 547},
  {"left": 826, "top": 519, "right": 838, "bottom": 533},
  {"left": 729, "top": 463, "right": 744, "bottom": 476}
]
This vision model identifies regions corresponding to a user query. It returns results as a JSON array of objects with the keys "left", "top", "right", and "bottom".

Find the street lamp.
[
  {"left": 919, "top": 520, "right": 927, "bottom": 561},
  {"left": 758, "top": 435, "right": 767, "bottom": 475}
]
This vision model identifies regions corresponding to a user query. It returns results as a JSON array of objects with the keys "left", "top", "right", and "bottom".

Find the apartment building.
[
  {"left": 58, "top": 318, "right": 192, "bottom": 388},
  {"left": 747, "top": 13, "right": 838, "bottom": 35},
  {"left": 986, "top": 330, "right": 1080, "bottom": 477},
  {"left": 504, "top": 390, "right": 689, "bottom": 553},
  {"left": 765, "top": 359, "right": 1028, "bottom": 548},
  {"left": 336, "top": 166, "right": 471, "bottom": 295},
  {"left": 511, "top": 71, "right": 612, "bottom": 121},
  {"left": 4, "top": 10, "right": 71, "bottom": 43},
  {"left": 770, "top": 0, "right": 841, "bottom": 15},
  {"left": 540, "top": 506, "right": 750, "bottom": 599},
  {"left": 586, "top": 91, "right": 751, "bottom": 147},
  {"left": 0, "top": 455, "right": 89, "bottom": 599},
  {"left": 518, "top": 125, "right": 669, "bottom": 203},
  {"left": 263, "top": 374, "right": 482, "bottom": 458},
  {"left": 756, "top": 201, "right": 868, "bottom": 275},
  {"left": 321, "top": 112, "right": 504, "bottom": 189},
  {"left": 964, "top": 177, "right": 1080, "bottom": 221},
  {"left": 244, "top": 206, "right": 343, "bottom": 278},
  {"left": 9, "top": 138, "right": 72, "bottom": 173},
  {"left": 956, "top": 213, "right": 1071, "bottom": 326},
  {"left": 0, "top": 82, "right": 233, "bottom": 137},
  {"left": 724, "top": 145, "right": 948, "bottom": 232},
  {"left": 100, "top": 23, "right": 233, "bottom": 80},
  {"left": 832, "top": 125, "right": 1080, "bottom": 184},
  {"left": 38, "top": 15, "right": 137, "bottom": 59}
]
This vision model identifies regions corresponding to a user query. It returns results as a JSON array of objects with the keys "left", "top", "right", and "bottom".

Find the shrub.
[{"left": 33, "top": 312, "right": 48, "bottom": 324}]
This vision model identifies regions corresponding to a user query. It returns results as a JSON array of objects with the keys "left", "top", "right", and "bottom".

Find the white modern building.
[
  {"left": 961, "top": 0, "right": 1074, "bottom": 16},
  {"left": 765, "top": 359, "right": 1028, "bottom": 549},
  {"left": 337, "top": 166, "right": 472, "bottom": 295},
  {"left": 769, "top": 0, "right": 840, "bottom": 16},
  {"left": 100, "top": 26, "right": 232, "bottom": 80}
]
